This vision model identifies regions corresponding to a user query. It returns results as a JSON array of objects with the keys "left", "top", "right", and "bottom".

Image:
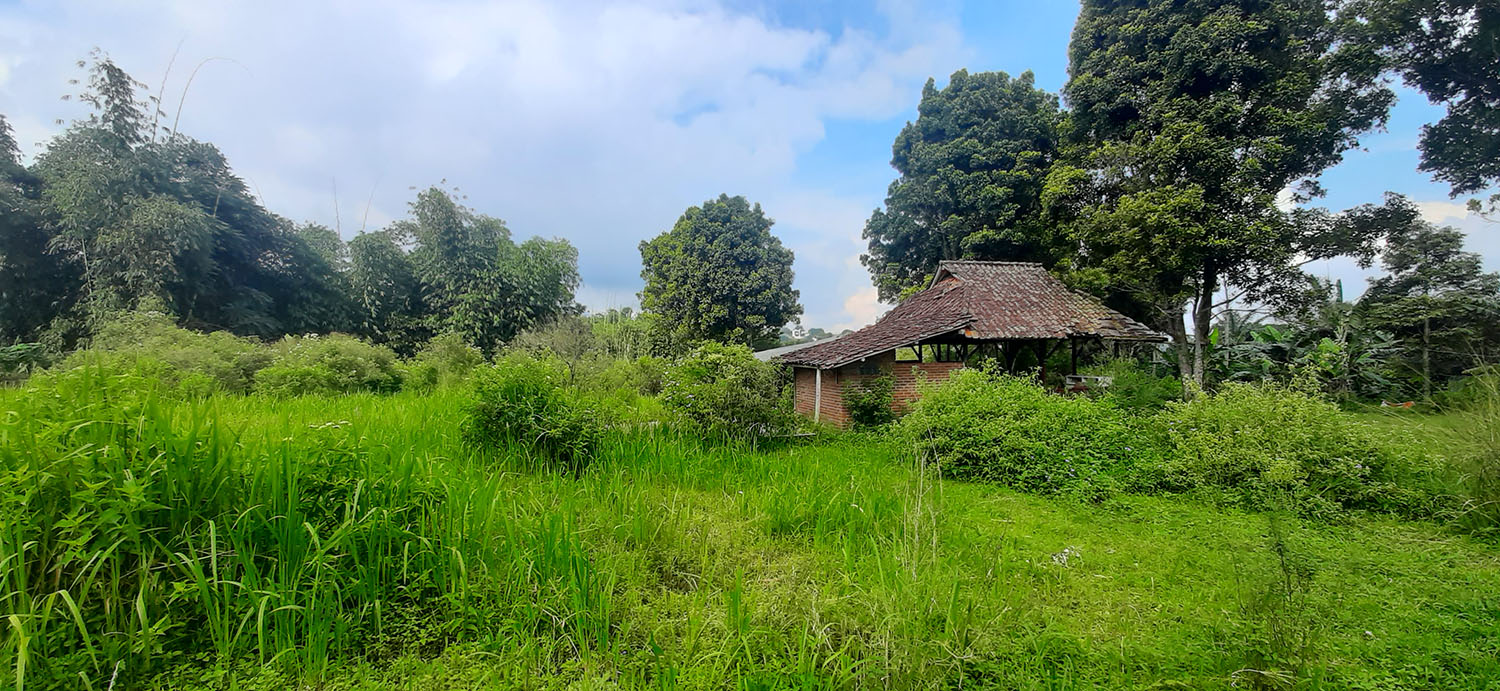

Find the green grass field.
[{"left": 5, "top": 382, "right": 1499, "bottom": 690}]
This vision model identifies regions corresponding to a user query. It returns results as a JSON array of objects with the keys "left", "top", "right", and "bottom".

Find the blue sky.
[{"left": 1, "top": 0, "right": 1493, "bottom": 330}]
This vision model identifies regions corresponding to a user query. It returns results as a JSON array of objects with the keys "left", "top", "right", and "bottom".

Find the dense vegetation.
[
  {"left": 0, "top": 56, "right": 582, "bottom": 362},
  {"left": 2, "top": 1, "right": 1498, "bottom": 689},
  {"left": 861, "top": 0, "right": 1500, "bottom": 398},
  {"left": 639, "top": 194, "right": 803, "bottom": 349},
  {"left": 3, "top": 342, "right": 1498, "bottom": 690}
]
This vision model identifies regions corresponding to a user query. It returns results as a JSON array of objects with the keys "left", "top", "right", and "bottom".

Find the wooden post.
[
  {"left": 814, "top": 368, "right": 823, "bottom": 423},
  {"left": 1070, "top": 338, "right": 1078, "bottom": 375}
]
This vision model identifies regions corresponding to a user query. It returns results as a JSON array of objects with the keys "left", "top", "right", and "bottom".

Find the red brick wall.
[{"left": 791, "top": 350, "right": 965, "bottom": 428}]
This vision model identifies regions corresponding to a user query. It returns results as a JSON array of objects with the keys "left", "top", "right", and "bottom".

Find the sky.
[{"left": 1, "top": 0, "right": 1495, "bottom": 331}]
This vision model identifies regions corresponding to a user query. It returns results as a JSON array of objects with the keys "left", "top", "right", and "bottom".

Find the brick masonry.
[{"left": 792, "top": 350, "right": 964, "bottom": 428}]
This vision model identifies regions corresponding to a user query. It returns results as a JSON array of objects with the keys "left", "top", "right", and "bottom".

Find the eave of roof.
[{"left": 776, "top": 261, "right": 1167, "bottom": 369}]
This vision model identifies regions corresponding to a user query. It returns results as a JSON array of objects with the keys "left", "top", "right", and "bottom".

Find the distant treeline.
[{"left": 0, "top": 55, "right": 580, "bottom": 357}]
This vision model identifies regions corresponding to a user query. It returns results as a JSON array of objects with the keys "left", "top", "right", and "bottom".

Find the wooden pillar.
[
  {"left": 1070, "top": 338, "right": 1078, "bottom": 375},
  {"left": 1033, "top": 340, "right": 1049, "bottom": 384},
  {"left": 1003, "top": 342, "right": 1021, "bottom": 372}
]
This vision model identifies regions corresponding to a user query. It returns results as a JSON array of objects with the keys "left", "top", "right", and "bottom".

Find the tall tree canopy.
[
  {"left": 26, "top": 54, "right": 352, "bottom": 340},
  {"left": 639, "top": 194, "right": 801, "bottom": 348},
  {"left": 393, "top": 187, "right": 580, "bottom": 354},
  {"left": 862, "top": 69, "right": 1064, "bottom": 301},
  {"left": 1, "top": 54, "right": 583, "bottom": 357},
  {"left": 1359, "top": 220, "right": 1500, "bottom": 397},
  {"left": 0, "top": 115, "right": 77, "bottom": 346},
  {"left": 1352, "top": 0, "right": 1500, "bottom": 195},
  {"left": 1052, "top": 0, "right": 1394, "bottom": 388}
]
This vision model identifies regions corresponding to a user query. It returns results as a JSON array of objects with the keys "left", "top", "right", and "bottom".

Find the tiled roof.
[
  {"left": 752, "top": 338, "right": 840, "bottom": 362},
  {"left": 777, "top": 261, "right": 1166, "bottom": 368}
]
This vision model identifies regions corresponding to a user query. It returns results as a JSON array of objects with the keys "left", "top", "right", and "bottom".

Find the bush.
[
  {"left": 844, "top": 372, "right": 896, "bottom": 428},
  {"left": 595, "top": 355, "right": 668, "bottom": 397},
  {"left": 404, "top": 332, "right": 486, "bottom": 391},
  {"left": 660, "top": 343, "right": 794, "bottom": 438},
  {"left": 1451, "top": 373, "right": 1500, "bottom": 535},
  {"left": 899, "top": 368, "right": 1158, "bottom": 500},
  {"left": 1089, "top": 358, "right": 1181, "bottom": 412},
  {"left": 1154, "top": 383, "right": 1443, "bottom": 518},
  {"left": 461, "top": 352, "right": 604, "bottom": 471},
  {"left": 77, "top": 309, "right": 271, "bottom": 394},
  {"left": 254, "top": 334, "right": 404, "bottom": 397}
]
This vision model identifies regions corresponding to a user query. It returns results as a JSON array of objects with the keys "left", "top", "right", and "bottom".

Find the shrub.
[
  {"left": 461, "top": 352, "right": 604, "bottom": 471},
  {"left": 254, "top": 334, "right": 404, "bottom": 396},
  {"left": 1089, "top": 358, "right": 1181, "bottom": 412},
  {"left": 0, "top": 342, "right": 50, "bottom": 380},
  {"left": 1453, "top": 373, "right": 1500, "bottom": 535},
  {"left": 899, "top": 368, "right": 1158, "bottom": 500},
  {"left": 404, "top": 332, "right": 486, "bottom": 391},
  {"left": 78, "top": 309, "right": 272, "bottom": 394},
  {"left": 660, "top": 343, "right": 794, "bottom": 438},
  {"left": 596, "top": 355, "right": 668, "bottom": 397},
  {"left": 1154, "top": 383, "right": 1442, "bottom": 518},
  {"left": 844, "top": 372, "right": 896, "bottom": 428}
]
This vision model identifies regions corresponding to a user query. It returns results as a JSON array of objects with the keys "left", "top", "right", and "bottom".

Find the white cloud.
[
  {"left": 1414, "top": 199, "right": 1474, "bottom": 224},
  {"left": 838, "top": 286, "right": 890, "bottom": 331},
  {"left": 0, "top": 0, "right": 964, "bottom": 329}
]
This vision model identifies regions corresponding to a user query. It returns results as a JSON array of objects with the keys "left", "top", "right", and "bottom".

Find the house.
[{"left": 769, "top": 261, "right": 1167, "bottom": 427}]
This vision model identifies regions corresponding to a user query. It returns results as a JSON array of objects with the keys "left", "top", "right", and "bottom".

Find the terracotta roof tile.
[{"left": 778, "top": 261, "right": 1165, "bottom": 368}]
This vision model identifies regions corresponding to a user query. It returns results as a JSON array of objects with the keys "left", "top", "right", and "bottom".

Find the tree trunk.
[
  {"left": 1190, "top": 264, "right": 1219, "bottom": 395},
  {"left": 1161, "top": 303, "right": 1192, "bottom": 394},
  {"left": 1422, "top": 311, "right": 1432, "bottom": 403}
]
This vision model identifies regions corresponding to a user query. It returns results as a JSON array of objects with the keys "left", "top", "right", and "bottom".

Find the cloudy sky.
[{"left": 1, "top": 0, "right": 1494, "bottom": 330}]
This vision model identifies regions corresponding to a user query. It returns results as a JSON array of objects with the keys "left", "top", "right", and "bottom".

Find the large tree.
[
  {"left": 1359, "top": 221, "right": 1500, "bottom": 398},
  {"left": 862, "top": 69, "right": 1064, "bottom": 301},
  {"left": 1351, "top": 0, "right": 1499, "bottom": 196},
  {"left": 639, "top": 194, "right": 801, "bottom": 348},
  {"left": 30, "top": 54, "right": 351, "bottom": 339},
  {"left": 0, "top": 115, "right": 80, "bottom": 345},
  {"left": 348, "top": 229, "right": 425, "bottom": 353},
  {"left": 1054, "top": 0, "right": 1394, "bottom": 389},
  {"left": 389, "top": 186, "right": 580, "bottom": 354}
]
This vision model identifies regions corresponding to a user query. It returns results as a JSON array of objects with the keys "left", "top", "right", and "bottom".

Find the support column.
[{"left": 814, "top": 368, "right": 823, "bottom": 423}]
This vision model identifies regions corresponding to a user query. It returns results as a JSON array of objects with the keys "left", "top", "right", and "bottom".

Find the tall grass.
[
  {"left": 3, "top": 364, "right": 1499, "bottom": 689},
  {"left": 1455, "top": 374, "right": 1500, "bottom": 536}
]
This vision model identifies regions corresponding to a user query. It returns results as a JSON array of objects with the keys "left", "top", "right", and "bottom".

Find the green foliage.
[
  {"left": 862, "top": 69, "right": 1064, "bottom": 301},
  {"left": 403, "top": 332, "right": 485, "bottom": 391},
  {"left": 1090, "top": 359, "right": 1181, "bottom": 412},
  {"left": 0, "top": 343, "right": 49, "bottom": 378},
  {"left": 1055, "top": 0, "right": 1397, "bottom": 387},
  {"left": 901, "top": 369, "right": 1446, "bottom": 518},
  {"left": 1452, "top": 373, "right": 1500, "bottom": 536},
  {"left": 401, "top": 188, "right": 581, "bottom": 354},
  {"left": 461, "top": 352, "right": 604, "bottom": 471},
  {"left": 1358, "top": 220, "right": 1500, "bottom": 398},
  {"left": 1, "top": 366, "right": 1498, "bottom": 689},
  {"left": 1350, "top": 0, "right": 1500, "bottom": 194},
  {"left": 592, "top": 355, "right": 667, "bottom": 398},
  {"left": 843, "top": 372, "right": 896, "bottom": 429},
  {"left": 254, "top": 334, "right": 403, "bottom": 397},
  {"left": 1156, "top": 383, "right": 1443, "bottom": 518},
  {"left": 77, "top": 308, "right": 271, "bottom": 394},
  {"left": 1, "top": 57, "right": 583, "bottom": 359},
  {"left": 639, "top": 194, "right": 801, "bottom": 348},
  {"left": 347, "top": 229, "right": 426, "bottom": 354},
  {"left": 900, "top": 368, "right": 1155, "bottom": 500},
  {"left": 0, "top": 370, "right": 622, "bottom": 689},
  {"left": 660, "top": 343, "right": 794, "bottom": 438}
]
